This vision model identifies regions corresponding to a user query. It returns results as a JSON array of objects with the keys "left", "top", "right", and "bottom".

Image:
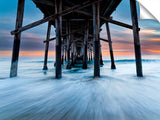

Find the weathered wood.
[
  {"left": 91, "top": 48, "right": 93, "bottom": 60},
  {"left": 10, "top": 0, "right": 25, "bottom": 77},
  {"left": 106, "top": 22, "right": 116, "bottom": 69},
  {"left": 77, "top": 32, "right": 109, "bottom": 42},
  {"left": 99, "top": 38, "right": 109, "bottom": 42},
  {"left": 93, "top": 1, "right": 100, "bottom": 77},
  {"left": 82, "top": 20, "right": 89, "bottom": 69},
  {"left": 130, "top": 0, "right": 143, "bottom": 77},
  {"left": 100, "top": 44, "right": 104, "bottom": 65},
  {"left": 65, "top": 42, "right": 67, "bottom": 61},
  {"left": 75, "top": 10, "right": 140, "bottom": 31},
  {"left": 32, "top": 0, "right": 54, "bottom": 6},
  {"left": 43, "top": 21, "right": 51, "bottom": 70},
  {"left": 66, "top": 20, "right": 71, "bottom": 69},
  {"left": 11, "top": 0, "right": 101, "bottom": 35},
  {"left": 61, "top": 38, "right": 65, "bottom": 64},
  {"left": 64, "top": 38, "right": 67, "bottom": 62},
  {"left": 89, "top": 52, "right": 91, "bottom": 61},
  {"left": 71, "top": 43, "right": 74, "bottom": 66},
  {"left": 43, "top": 27, "right": 86, "bottom": 43},
  {"left": 55, "top": 0, "right": 62, "bottom": 78},
  {"left": 62, "top": 19, "right": 93, "bottom": 21},
  {"left": 44, "top": 37, "right": 56, "bottom": 43}
]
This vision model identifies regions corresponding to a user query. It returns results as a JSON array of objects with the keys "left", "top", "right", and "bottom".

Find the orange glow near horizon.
[
  {"left": 1, "top": 39, "right": 160, "bottom": 57},
  {"left": 0, "top": 51, "right": 55, "bottom": 57},
  {"left": 146, "top": 49, "right": 160, "bottom": 54},
  {"left": 102, "top": 50, "right": 134, "bottom": 56},
  {"left": 149, "top": 38, "right": 160, "bottom": 41},
  {"left": 140, "top": 29, "right": 156, "bottom": 34},
  {"left": 0, "top": 50, "right": 142, "bottom": 57}
]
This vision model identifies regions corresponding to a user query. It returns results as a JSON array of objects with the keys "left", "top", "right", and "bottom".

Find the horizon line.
[{"left": 0, "top": 50, "right": 159, "bottom": 57}]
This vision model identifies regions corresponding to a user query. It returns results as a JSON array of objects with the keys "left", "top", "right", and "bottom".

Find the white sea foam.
[{"left": 0, "top": 56, "right": 160, "bottom": 120}]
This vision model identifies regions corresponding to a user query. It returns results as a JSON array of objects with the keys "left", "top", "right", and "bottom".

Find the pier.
[{"left": 10, "top": 0, "right": 143, "bottom": 78}]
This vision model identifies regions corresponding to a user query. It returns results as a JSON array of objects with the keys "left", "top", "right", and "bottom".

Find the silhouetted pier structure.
[{"left": 10, "top": 0, "right": 143, "bottom": 78}]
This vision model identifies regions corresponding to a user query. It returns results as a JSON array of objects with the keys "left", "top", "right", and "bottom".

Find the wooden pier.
[{"left": 10, "top": 0, "right": 143, "bottom": 78}]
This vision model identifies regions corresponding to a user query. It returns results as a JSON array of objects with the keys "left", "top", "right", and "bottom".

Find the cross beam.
[
  {"left": 43, "top": 27, "right": 86, "bottom": 43},
  {"left": 75, "top": 10, "right": 140, "bottom": 31},
  {"left": 11, "top": 0, "right": 101, "bottom": 35},
  {"left": 99, "top": 38, "right": 109, "bottom": 42},
  {"left": 32, "top": 0, "right": 54, "bottom": 6},
  {"left": 44, "top": 36, "right": 109, "bottom": 43}
]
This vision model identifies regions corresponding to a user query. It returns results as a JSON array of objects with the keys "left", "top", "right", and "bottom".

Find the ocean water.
[{"left": 0, "top": 55, "right": 160, "bottom": 120}]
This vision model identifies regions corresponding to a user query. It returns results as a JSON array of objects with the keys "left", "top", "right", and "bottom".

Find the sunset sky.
[{"left": 0, "top": 0, "right": 160, "bottom": 56}]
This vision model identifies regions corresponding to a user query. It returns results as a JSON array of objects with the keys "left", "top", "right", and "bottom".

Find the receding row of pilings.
[
  {"left": 42, "top": 19, "right": 107, "bottom": 70},
  {"left": 10, "top": 0, "right": 143, "bottom": 78}
]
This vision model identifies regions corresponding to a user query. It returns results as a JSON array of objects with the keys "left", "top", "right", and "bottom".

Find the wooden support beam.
[
  {"left": 82, "top": 20, "right": 89, "bottom": 69},
  {"left": 89, "top": 52, "right": 91, "bottom": 61},
  {"left": 75, "top": 10, "right": 140, "bottom": 31},
  {"left": 61, "top": 38, "right": 65, "bottom": 64},
  {"left": 106, "top": 22, "right": 116, "bottom": 69},
  {"left": 130, "top": 0, "right": 143, "bottom": 77},
  {"left": 100, "top": 44, "right": 104, "bottom": 65},
  {"left": 77, "top": 31, "right": 109, "bottom": 42},
  {"left": 91, "top": 48, "right": 93, "bottom": 60},
  {"left": 32, "top": 0, "right": 54, "bottom": 6},
  {"left": 64, "top": 38, "right": 67, "bottom": 61},
  {"left": 43, "top": 21, "right": 51, "bottom": 70},
  {"left": 99, "top": 38, "right": 109, "bottom": 42},
  {"left": 62, "top": 19, "right": 93, "bottom": 21},
  {"left": 71, "top": 43, "right": 74, "bottom": 66},
  {"left": 72, "top": 38, "right": 83, "bottom": 42},
  {"left": 76, "top": 44, "right": 83, "bottom": 47},
  {"left": 10, "top": 0, "right": 25, "bottom": 77},
  {"left": 11, "top": 0, "right": 101, "bottom": 35},
  {"left": 55, "top": 0, "right": 62, "bottom": 78},
  {"left": 87, "top": 44, "right": 93, "bottom": 52},
  {"left": 44, "top": 37, "right": 56, "bottom": 43},
  {"left": 66, "top": 20, "right": 71, "bottom": 69},
  {"left": 43, "top": 27, "right": 86, "bottom": 43},
  {"left": 93, "top": 1, "right": 100, "bottom": 77}
]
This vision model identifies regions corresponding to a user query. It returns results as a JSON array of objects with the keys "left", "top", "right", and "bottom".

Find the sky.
[{"left": 0, "top": 0, "right": 160, "bottom": 56}]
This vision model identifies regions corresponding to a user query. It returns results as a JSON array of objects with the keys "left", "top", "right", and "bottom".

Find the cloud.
[
  {"left": 149, "top": 38, "right": 160, "bottom": 41},
  {"left": 100, "top": 27, "right": 160, "bottom": 56},
  {"left": 0, "top": 17, "right": 15, "bottom": 24}
]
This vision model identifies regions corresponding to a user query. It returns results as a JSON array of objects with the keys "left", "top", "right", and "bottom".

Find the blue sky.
[{"left": 0, "top": 0, "right": 160, "bottom": 56}]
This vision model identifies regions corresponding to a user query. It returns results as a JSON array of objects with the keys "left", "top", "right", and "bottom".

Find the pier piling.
[
  {"left": 130, "top": 0, "right": 143, "bottom": 77},
  {"left": 55, "top": 0, "right": 62, "bottom": 78},
  {"left": 106, "top": 22, "right": 116, "bottom": 69},
  {"left": 66, "top": 20, "right": 71, "bottom": 69},
  {"left": 10, "top": 0, "right": 25, "bottom": 77},
  {"left": 82, "top": 21, "right": 89, "bottom": 69},
  {"left": 43, "top": 21, "right": 51, "bottom": 70},
  {"left": 93, "top": 1, "right": 100, "bottom": 77}
]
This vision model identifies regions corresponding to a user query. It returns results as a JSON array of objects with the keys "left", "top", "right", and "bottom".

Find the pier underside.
[{"left": 10, "top": 0, "right": 143, "bottom": 78}]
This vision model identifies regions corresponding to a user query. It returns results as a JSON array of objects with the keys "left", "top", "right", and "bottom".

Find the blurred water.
[{"left": 0, "top": 55, "right": 160, "bottom": 120}]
